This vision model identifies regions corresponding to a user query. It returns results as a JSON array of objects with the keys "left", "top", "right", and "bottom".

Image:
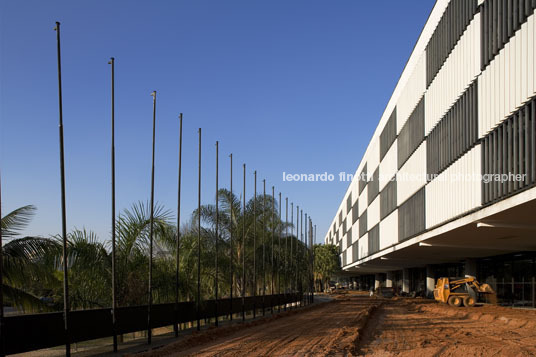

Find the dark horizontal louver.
[
  {"left": 398, "top": 188, "right": 425, "bottom": 242},
  {"left": 346, "top": 193, "right": 352, "bottom": 215},
  {"left": 380, "top": 179, "right": 397, "bottom": 219},
  {"left": 359, "top": 163, "right": 367, "bottom": 194},
  {"left": 368, "top": 224, "right": 380, "bottom": 255},
  {"left": 426, "top": 0, "right": 478, "bottom": 87},
  {"left": 398, "top": 97, "right": 425, "bottom": 169},
  {"left": 352, "top": 200, "right": 359, "bottom": 224},
  {"left": 380, "top": 108, "right": 397, "bottom": 160},
  {"left": 368, "top": 167, "right": 380, "bottom": 204},
  {"left": 368, "top": 223, "right": 380, "bottom": 255},
  {"left": 481, "top": 0, "right": 536, "bottom": 70},
  {"left": 338, "top": 210, "right": 342, "bottom": 226},
  {"left": 482, "top": 96, "right": 536, "bottom": 204},
  {"left": 346, "top": 227, "right": 352, "bottom": 250},
  {"left": 359, "top": 209, "right": 368, "bottom": 237},
  {"left": 342, "top": 218, "right": 347, "bottom": 235},
  {"left": 352, "top": 242, "right": 358, "bottom": 263},
  {"left": 427, "top": 80, "right": 479, "bottom": 178}
]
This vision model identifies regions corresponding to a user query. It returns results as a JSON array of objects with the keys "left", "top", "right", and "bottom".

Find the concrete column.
[
  {"left": 465, "top": 259, "right": 477, "bottom": 277},
  {"left": 374, "top": 273, "right": 382, "bottom": 289},
  {"left": 402, "top": 269, "right": 410, "bottom": 293},
  {"left": 426, "top": 265, "right": 435, "bottom": 298},
  {"left": 385, "top": 271, "right": 394, "bottom": 288}
]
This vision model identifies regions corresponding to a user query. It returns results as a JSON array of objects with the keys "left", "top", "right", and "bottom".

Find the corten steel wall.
[{"left": 325, "top": 0, "right": 536, "bottom": 270}]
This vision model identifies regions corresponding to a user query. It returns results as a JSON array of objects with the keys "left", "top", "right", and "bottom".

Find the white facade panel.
[
  {"left": 397, "top": 53, "right": 427, "bottom": 133},
  {"left": 358, "top": 234, "right": 368, "bottom": 260},
  {"left": 379, "top": 209, "right": 398, "bottom": 250},
  {"left": 379, "top": 140, "right": 398, "bottom": 191},
  {"left": 351, "top": 221, "right": 359, "bottom": 244},
  {"left": 479, "top": 12, "right": 536, "bottom": 137},
  {"left": 358, "top": 185, "right": 368, "bottom": 216},
  {"left": 425, "top": 144, "right": 482, "bottom": 229},
  {"left": 346, "top": 247, "right": 352, "bottom": 266},
  {"left": 367, "top": 139, "right": 380, "bottom": 174},
  {"left": 351, "top": 178, "right": 359, "bottom": 206},
  {"left": 397, "top": 141, "right": 427, "bottom": 205},
  {"left": 425, "top": 14, "right": 481, "bottom": 135},
  {"left": 367, "top": 196, "right": 380, "bottom": 230}
]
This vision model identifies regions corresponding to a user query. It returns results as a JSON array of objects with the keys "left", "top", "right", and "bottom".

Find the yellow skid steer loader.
[{"left": 434, "top": 277, "right": 496, "bottom": 307}]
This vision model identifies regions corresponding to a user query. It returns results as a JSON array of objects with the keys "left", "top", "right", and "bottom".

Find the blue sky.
[{"left": 0, "top": 0, "right": 435, "bottom": 244}]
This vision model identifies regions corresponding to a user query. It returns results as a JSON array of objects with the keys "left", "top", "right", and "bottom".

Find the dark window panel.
[
  {"left": 359, "top": 209, "right": 367, "bottom": 237},
  {"left": 359, "top": 163, "right": 367, "bottom": 194},
  {"left": 398, "top": 188, "right": 426, "bottom": 242},
  {"left": 481, "top": 0, "right": 536, "bottom": 69},
  {"left": 398, "top": 96, "right": 425, "bottom": 169},
  {"left": 380, "top": 108, "right": 397, "bottom": 160},
  {"left": 427, "top": 81, "right": 479, "bottom": 177},
  {"left": 482, "top": 97, "right": 536, "bottom": 205},
  {"left": 368, "top": 167, "right": 380, "bottom": 204},
  {"left": 426, "top": 0, "right": 478, "bottom": 87},
  {"left": 380, "top": 179, "right": 397, "bottom": 219},
  {"left": 368, "top": 224, "right": 380, "bottom": 255}
]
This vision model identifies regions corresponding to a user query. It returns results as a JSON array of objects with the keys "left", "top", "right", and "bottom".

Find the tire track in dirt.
[{"left": 135, "top": 294, "right": 379, "bottom": 357}]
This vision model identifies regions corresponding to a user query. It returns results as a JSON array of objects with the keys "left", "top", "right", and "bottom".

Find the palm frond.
[{"left": 1, "top": 205, "right": 37, "bottom": 238}]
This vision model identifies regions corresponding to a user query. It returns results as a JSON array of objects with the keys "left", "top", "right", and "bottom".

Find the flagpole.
[
  {"left": 108, "top": 56, "right": 118, "bottom": 352},
  {"left": 214, "top": 141, "right": 219, "bottom": 326},
  {"left": 196, "top": 128, "right": 202, "bottom": 331},
  {"left": 147, "top": 91, "right": 157, "bottom": 344},
  {"left": 241, "top": 164, "right": 246, "bottom": 322},
  {"left": 53, "top": 21, "right": 70, "bottom": 357},
  {"left": 174, "top": 113, "right": 183, "bottom": 336}
]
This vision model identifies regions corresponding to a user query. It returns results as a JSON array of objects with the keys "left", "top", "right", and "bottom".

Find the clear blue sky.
[{"left": 0, "top": 0, "right": 435, "bottom": 244}]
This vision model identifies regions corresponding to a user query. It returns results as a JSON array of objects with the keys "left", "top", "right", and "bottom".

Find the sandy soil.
[
  {"left": 135, "top": 293, "right": 379, "bottom": 356},
  {"left": 135, "top": 293, "right": 536, "bottom": 357},
  {"left": 359, "top": 298, "right": 536, "bottom": 356}
]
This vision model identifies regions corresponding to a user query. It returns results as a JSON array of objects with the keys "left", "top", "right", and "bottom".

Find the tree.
[
  {"left": 1, "top": 205, "right": 59, "bottom": 311},
  {"left": 313, "top": 244, "right": 340, "bottom": 292}
]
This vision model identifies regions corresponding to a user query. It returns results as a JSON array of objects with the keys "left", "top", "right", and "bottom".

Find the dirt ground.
[{"left": 135, "top": 292, "right": 536, "bottom": 356}]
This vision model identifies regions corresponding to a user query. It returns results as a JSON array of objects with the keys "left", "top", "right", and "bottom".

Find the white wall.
[
  {"left": 379, "top": 209, "right": 398, "bottom": 250},
  {"left": 479, "top": 12, "right": 536, "bottom": 138},
  {"left": 425, "top": 13, "right": 481, "bottom": 135},
  {"left": 425, "top": 144, "right": 482, "bottom": 228},
  {"left": 397, "top": 141, "right": 427, "bottom": 205},
  {"left": 397, "top": 53, "right": 427, "bottom": 133}
]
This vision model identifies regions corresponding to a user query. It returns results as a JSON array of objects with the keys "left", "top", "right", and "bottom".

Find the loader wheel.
[
  {"left": 463, "top": 296, "right": 475, "bottom": 307},
  {"left": 448, "top": 295, "right": 462, "bottom": 307}
]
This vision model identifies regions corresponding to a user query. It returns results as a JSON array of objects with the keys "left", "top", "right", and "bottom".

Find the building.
[{"left": 325, "top": 0, "right": 536, "bottom": 306}]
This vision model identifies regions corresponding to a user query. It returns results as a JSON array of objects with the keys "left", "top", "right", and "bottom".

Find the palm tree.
[{"left": 1, "top": 205, "right": 59, "bottom": 312}]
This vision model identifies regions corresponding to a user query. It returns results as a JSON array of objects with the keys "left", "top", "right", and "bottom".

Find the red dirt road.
[{"left": 137, "top": 293, "right": 536, "bottom": 356}]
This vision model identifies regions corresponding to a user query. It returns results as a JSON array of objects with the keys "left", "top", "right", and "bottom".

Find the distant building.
[{"left": 325, "top": 0, "right": 536, "bottom": 306}]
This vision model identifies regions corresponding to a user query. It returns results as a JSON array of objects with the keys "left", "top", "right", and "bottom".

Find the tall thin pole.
[
  {"left": 304, "top": 213, "right": 308, "bottom": 305},
  {"left": 300, "top": 209, "right": 303, "bottom": 305},
  {"left": 54, "top": 22, "right": 70, "bottom": 357},
  {"left": 0, "top": 172, "right": 5, "bottom": 357},
  {"left": 290, "top": 202, "right": 294, "bottom": 294},
  {"left": 262, "top": 180, "right": 266, "bottom": 316},
  {"left": 147, "top": 91, "right": 157, "bottom": 344},
  {"left": 253, "top": 171, "right": 257, "bottom": 318},
  {"left": 285, "top": 197, "right": 288, "bottom": 304},
  {"left": 313, "top": 223, "right": 316, "bottom": 303},
  {"left": 174, "top": 113, "right": 183, "bottom": 336},
  {"left": 271, "top": 186, "right": 275, "bottom": 314},
  {"left": 197, "top": 128, "right": 202, "bottom": 331},
  {"left": 296, "top": 205, "right": 299, "bottom": 302},
  {"left": 278, "top": 192, "right": 282, "bottom": 312},
  {"left": 108, "top": 56, "right": 118, "bottom": 352},
  {"left": 241, "top": 163, "right": 246, "bottom": 322},
  {"left": 229, "top": 154, "right": 233, "bottom": 321},
  {"left": 214, "top": 141, "right": 219, "bottom": 326}
]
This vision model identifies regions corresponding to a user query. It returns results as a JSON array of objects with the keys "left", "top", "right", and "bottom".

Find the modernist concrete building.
[{"left": 325, "top": 0, "right": 536, "bottom": 305}]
